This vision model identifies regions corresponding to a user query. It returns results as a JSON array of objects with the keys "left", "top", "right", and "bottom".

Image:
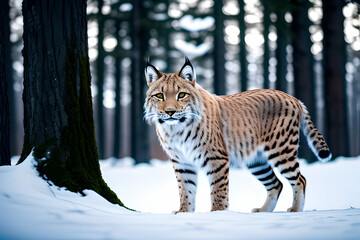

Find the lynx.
[{"left": 144, "top": 57, "right": 331, "bottom": 213}]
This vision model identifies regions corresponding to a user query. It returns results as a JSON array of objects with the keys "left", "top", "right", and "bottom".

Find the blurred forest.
[{"left": 2, "top": 0, "right": 360, "bottom": 164}]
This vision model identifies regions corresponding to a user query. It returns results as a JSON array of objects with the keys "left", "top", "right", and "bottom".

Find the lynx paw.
[
  {"left": 287, "top": 207, "right": 300, "bottom": 212},
  {"left": 173, "top": 208, "right": 189, "bottom": 214},
  {"left": 252, "top": 208, "right": 262, "bottom": 213},
  {"left": 252, "top": 207, "right": 274, "bottom": 212}
]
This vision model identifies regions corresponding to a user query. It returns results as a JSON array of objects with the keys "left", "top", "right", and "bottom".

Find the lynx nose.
[{"left": 165, "top": 110, "right": 176, "bottom": 117}]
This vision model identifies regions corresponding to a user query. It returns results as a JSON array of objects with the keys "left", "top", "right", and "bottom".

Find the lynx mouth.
[{"left": 159, "top": 117, "right": 186, "bottom": 124}]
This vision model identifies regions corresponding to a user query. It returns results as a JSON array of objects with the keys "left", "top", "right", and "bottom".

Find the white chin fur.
[{"left": 164, "top": 120, "right": 179, "bottom": 125}]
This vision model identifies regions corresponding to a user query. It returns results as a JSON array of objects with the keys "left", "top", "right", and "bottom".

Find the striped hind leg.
[
  {"left": 248, "top": 161, "right": 283, "bottom": 212},
  {"left": 275, "top": 154, "right": 306, "bottom": 212}
]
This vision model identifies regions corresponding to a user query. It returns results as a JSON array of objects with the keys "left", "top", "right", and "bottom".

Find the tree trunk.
[
  {"left": 213, "top": 0, "right": 226, "bottom": 95},
  {"left": 20, "top": 0, "right": 124, "bottom": 206},
  {"left": 322, "top": 0, "right": 348, "bottom": 158},
  {"left": 275, "top": 17, "right": 287, "bottom": 92},
  {"left": 239, "top": 0, "right": 248, "bottom": 91},
  {"left": 292, "top": 2, "right": 316, "bottom": 162},
  {"left": 263, "top": 6, "right": 270, "bottom": 89},
  {"left": 113, "top": 22, "right": 122, "bottom": 159},
  {"left": 131, "top": 0, "right": 149, "bottom": 164},
  {"left": 0, "top": 0, "right": 11, "bottom": 166},
  {"left": 355, "top": 67, "right": 360, "bottom": 155},
  {"left": 5, "top": 5, "right": 15, "bottom": 157},
  {"left": 96, "top": 0, "right": 105, "bottom": 159}
]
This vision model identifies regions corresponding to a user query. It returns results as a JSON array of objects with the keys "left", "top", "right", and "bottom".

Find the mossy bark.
[{"left": 20, "top": 0, "right": 126, "bottom": 208}]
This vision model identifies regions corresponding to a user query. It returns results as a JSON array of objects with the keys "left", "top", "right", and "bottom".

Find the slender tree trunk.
[
  {"left": 20, "top": 0, "right": 124, "bottom": 206},
  {"left": 96, "top": 0, "right": 105, "bottom": 159},
  {"left": 131, "top": 0, "right": 149, "bottom": 163},
  {"left": 356, "top": 68, "right": 360, "bottom": 155},
  {"left": 213, "top": 0, "right": 226, "bottom": 95},
  {"left": 239, "top": 0, "right": 248, "bottom": 91},
  {"left": 0, "top": 0, "right": 11, "bottom": 166},
  {"left": 263, "top": 7, "right": 270, "bottom": 89},
  {"left": 275, "top": 17, "right": 287, "bottom": 92},
  {"left": 6, "top": 10, "right": 16, "bottom": 157},
  {"left": 292, "top": 2, "right": 316, "bottom": 162},
  {"left": 322, "top": 0, "right": 348, "bottom": 158},
  {"left": 113, "top": 22, "right": 122, "bottom": 159},
  {"left": 164, "top": 2, "right": 171, "bottom": 74}
]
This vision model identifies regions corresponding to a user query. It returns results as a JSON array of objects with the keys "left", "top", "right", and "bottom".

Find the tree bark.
[
  {"left": 131, "top": 0, "right": 149, "bottom": 163},
  {"left": 322, "top": 0, "right": 349, "bottom": 158},
  {"left": 20, "top": 0, "right": 124, "bottom": 206},
  {"left": 213, "top": 0, "right": 226, "bottom": 95},
  {"left": 292, "top": 2, "right": 316, "bottom": 162},
  {"left": 0, "top": 0, "right": 11, "bottom": 166}
]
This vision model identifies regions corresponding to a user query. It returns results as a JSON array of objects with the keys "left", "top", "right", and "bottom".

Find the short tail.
[{"left": 299, "top": 102, "right": 332, "bottom": 162}]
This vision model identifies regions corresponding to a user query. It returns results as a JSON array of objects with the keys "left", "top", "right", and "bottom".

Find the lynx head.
[{"left": 144, "top": 57, "right": 202, "bottom": 126}]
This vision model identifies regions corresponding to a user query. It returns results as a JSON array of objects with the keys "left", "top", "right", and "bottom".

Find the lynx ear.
[
  {"left": 179, "top": 56, "right": 196, "bottom": 85},
  {"left": 145, "top": 57, "right": 163, "bottom": 86}
]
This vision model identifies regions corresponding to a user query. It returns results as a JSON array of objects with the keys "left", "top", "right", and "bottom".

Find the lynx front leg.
[
  {"left": 204, "top": 158, "right": 230, "bottom": 211},
  {"left": 172, "top": 161, "right": 198, "bottom": 213}
]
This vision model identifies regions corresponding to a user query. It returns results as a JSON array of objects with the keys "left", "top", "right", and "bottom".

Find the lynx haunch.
[{"left": 144, "top": 57, "right": 331, "bottom": 213}]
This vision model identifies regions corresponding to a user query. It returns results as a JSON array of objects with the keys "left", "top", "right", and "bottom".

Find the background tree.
[
  {"left": 0, "top": 0, "right": 11, "bottom": 166},
  {"left": 291, "top": 0, "right": 315, "bottom": 162},
  {"left": 113, "top": 20, "right": 123, "bottom": 159},
  {"left": 274, "top": 4, "right": 290, "bottom": 93},
  {"left": 262, "top": 3, "right": 271, "bottom": 89},
  {"left": 4, "top": 0, "right": 360, "bottom": 162},
  {"left": 213, "top": 0, "right": 226, "bottom": 95},
  {"left": 322, "top": 0, "right": 349, "bottom": 158},
  {"left": 130, "top": 0, "right": 149, "bottom": 164},
  {"left": 95, "top": 0, "right": 106, "bottom": 159},
  {"left": 239, "top": 0, "right": 248, "bottom": 91},
  {"left": 19, "top": 0, "right": 125, "bottom": 206}
]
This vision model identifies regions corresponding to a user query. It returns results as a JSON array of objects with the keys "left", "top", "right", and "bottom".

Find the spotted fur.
[{"left": 144, "top": 57, "right": 331, "bottom": 213}]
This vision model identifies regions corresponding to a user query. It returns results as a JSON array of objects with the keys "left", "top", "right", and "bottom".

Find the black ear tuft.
[
  {"left": 179, "top": 56, "right": 196, "bottom": 83},
  {"left": 145, "top": 57, "right": 162, "bottom": 86}
]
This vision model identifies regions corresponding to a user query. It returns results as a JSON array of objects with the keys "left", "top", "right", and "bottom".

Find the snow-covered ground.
[{"left": 0, "top": 155, "right": 359, "bottom": 239}]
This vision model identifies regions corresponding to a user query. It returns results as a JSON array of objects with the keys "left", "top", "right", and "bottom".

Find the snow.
[
  {"left": 0, "top": 155, "right": 360, "bottom": 239},
  {"left": 178, "top": 15, "right": 215, "bottom": 32},
  {"left": 174, "top": 15, "right": 214, "bottom": 58},
  {"left": 174, "top": 39, "right": 212, "bottom": 58}
]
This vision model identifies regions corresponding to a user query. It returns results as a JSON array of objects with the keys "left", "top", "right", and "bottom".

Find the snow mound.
[
  {"left": 0, "top": 155, "right": 359, "bottom": 239},
  {"left": 105, "top": 156, "right": 360, "bottom": 213}
]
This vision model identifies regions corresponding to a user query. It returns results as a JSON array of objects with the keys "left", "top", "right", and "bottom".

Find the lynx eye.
[
  {"left": 152, "top": 93, "right": 164, "bottom": 100},
  {"left": 177, "top": 92, "right": 188, "bottom": 100}
]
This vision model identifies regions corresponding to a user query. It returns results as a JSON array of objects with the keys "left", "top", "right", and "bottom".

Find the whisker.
[{"left": 143, "top": 112, "right": 158, "bottom": 122}]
